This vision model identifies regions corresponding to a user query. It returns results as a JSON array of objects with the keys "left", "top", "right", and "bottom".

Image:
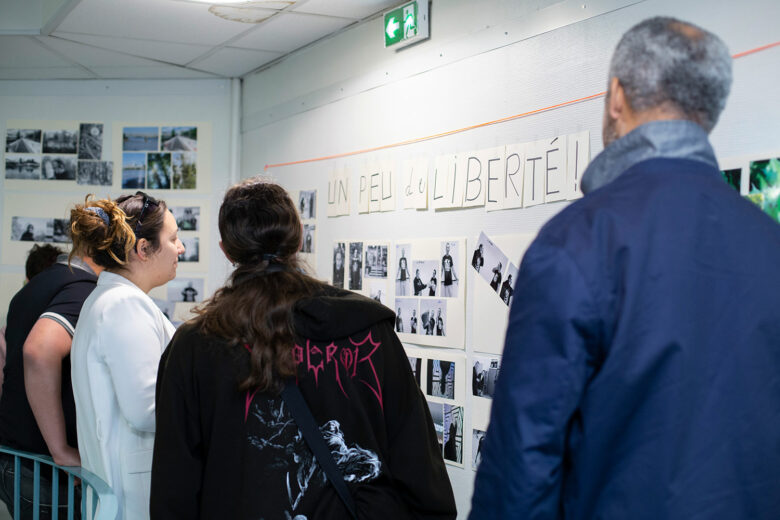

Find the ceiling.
[{"left": 0, "top": 0, "right": 400, "bottom": 80}]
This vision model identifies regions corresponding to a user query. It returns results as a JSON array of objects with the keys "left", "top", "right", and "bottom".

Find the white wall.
[
  {"left": 0, "top": 78, "right": 236, "bottom": 324},
  {"left": 240, "top": 0, "right": 780, "bottom": 516}
]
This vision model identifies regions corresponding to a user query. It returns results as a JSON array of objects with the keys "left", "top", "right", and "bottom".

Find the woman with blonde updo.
[
  {"left": 69, "top": 192, "right": 184, "bottom": 520},
  {"left": 151, "top": 179, "right": 455, "bottom": 519}
]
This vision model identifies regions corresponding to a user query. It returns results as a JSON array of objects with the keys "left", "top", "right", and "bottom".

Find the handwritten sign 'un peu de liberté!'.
[{"left": 384, "top": 0, "right": 429, "bottom": 50}]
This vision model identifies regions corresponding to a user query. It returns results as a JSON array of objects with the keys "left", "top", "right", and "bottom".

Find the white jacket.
[{"left": 71, "top": 272, "right": 175, "bottom": 520}]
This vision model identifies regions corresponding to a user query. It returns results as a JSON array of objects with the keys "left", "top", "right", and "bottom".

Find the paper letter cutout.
[
  {"left": 545, "top": 135, "right": 567, "bottom": 203},
  {"left": 484, "top": 146, "right": 506, "bottom": 212},
  {"left": 462, "top": 151, "right": 485, "bottom": 208},
  {"left": 566, "top": 131, "right": 590, "bottom": 200},
  {"left": 503, "top": 143, "right": 524, "bottom": 210},
  {"left": 380, "top": 160, "right": 396, "bottom": 212}
]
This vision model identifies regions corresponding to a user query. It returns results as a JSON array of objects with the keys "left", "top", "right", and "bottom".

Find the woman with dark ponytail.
[
  {"left": 69, "top": 192, "right": 184, "bottom": 520},
  {"left": 152, "top": 178, "right": 455, "bottom": 519}
]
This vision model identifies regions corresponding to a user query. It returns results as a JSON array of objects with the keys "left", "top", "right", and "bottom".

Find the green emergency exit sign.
[{"left": 384, "top": 1, "right": 429, "bottom": 49}]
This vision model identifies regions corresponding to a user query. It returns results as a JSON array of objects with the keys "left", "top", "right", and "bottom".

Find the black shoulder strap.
[{"left": 281, "top": 380, "right": 359, "bottom": 520}]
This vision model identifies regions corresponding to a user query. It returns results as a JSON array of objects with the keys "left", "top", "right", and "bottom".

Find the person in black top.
[
  {"left": 436, "top": 308, "right": 445, "bottom": 336},
  {"left": 395, "top": 308, "right": 404, "bottom": 333},
  {"left": 499, "top": 274, "right": 514, "bottom": 306},
  {"left": 490, "top": 262, "right": 503, "bottom": 292},
  {"left": 441, "top": 243, "right": 458, "bottom": 298},
  {"left": 151, "top": 179, "right": 455, "bottom": 519},
  {"left": 20, "top": 224, "right": 35, "bottom": 241},
  {"left": 410, "top": 309, "right": 418, "bottom": 334},
  {"left": 332, "top": 244, "right": 345, "bottom": 289},
  {"left": 0, "top": 229, "right": 102, "bottom": 518},
  {"left": 181, "top": 281, "right": 198, "bottom": 302},
  {"left": 413, "top": 268, "right": 426, "bottom": 296},
  {"left": 472, "top": 244, "right": 484, "bottom": 272},
  {"left": 429, "top": 269, "right": 437, "bottom": 296},
  {"left": 396, "top": 251, "right": 409, "bottom": 296}
]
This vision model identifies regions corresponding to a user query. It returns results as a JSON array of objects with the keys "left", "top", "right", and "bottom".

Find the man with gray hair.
[{"left": 470, "top": 17, "right": 780, "bottom": 519}]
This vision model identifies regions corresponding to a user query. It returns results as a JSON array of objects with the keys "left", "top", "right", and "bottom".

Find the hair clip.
[
  {"left": 86, "top": 206, "right": 110, "bottom": 227},
  {"left": 262, "top": 253, "right": 279, "bottom": 263}
]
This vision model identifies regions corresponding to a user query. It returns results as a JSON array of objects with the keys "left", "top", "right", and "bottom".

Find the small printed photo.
[
  {"left": 78, "top": 123, "right": 103, "bottom": 160},
  {"left": 368, "top": 279, "right": 388, "bottom": 306},
  {"left": 123, "top": 126, "right": 159, "bottom": 152},
  {"left": 419, "top": 298, "right": 446, "bottom": 337},
  {"left": 51, "top": 219, "right": 70, "bottom": 243},
  {"left": 364, "top": 244, "right": 388, "bottom": 278},
  {"left": 147, "top": 153, "right": 172, "bottom": 190},
  {"left": 42, "top": 130, "right": 77, "bottom": 154},
  {"left": 122, "top": 152, "right": 146, "bottom": 189},
  {"left": 395, "top": 243, "right": 411, "bottom": 296},
  {"left": 408, "top": 356, "right": 421, "bottom": 387},
  {"left": 332, "top": 242, "right": 345, "bottom": 288},
  {"left": 427, "top": 400, "right": 444, "bottom": 452},
  {"left": 171, "top": 152, "right": 196, "bottom": 189},
  {"left": 427, "top": 358, "right": 455, "bottom": 399},
  {"left": 152, "top": 298, "right": 175, "bottom": 320},
  {"left": 299, "top": 190, "right": 316, "bottom": 220},
  {"left": 41, "top": 155, "right": 77, "bottom": 181},
  {"left": 178, "top": 237, "right": 199, "bottom": 262},
  {"left": 721, "top": 167, "right": 741, "bottom": 192},
  {"left": 443, "top": 405, "right": 464, "bottom": 464},
  {"left": 5, "top": 154, "right": 41, "bottom": 179},
  {"left": 348, "top": 242, "right": 363, "bottom": 291},
  {"left": 440, "top": 240, "right": 460, "bottom": 298},
  {"left": 77, "top": 160, "right": 113, "bottom": 186},
  {"left": 161, "top": 126, "right": 197, "bottom": 151},
  {"left": 394, "top": 298, "right": 419, "bottom": 334},
  {"left": 748, "top": 158, "right": 780, "bottom": 223},
  {"left": 472, "top": 355, "right": 501, "bottom": 399},
  {"left": 412, "top": 260, "right": 438, "bottom": 297},
  {"left": 171, "top": 206, "right": 200, "bottom": 231},
  {"left": 475, "top": 232, "right": 509, "bottom": 292},
  {"left": 472, "top": 429, "right": 486, "bottom": 471},
  {"left": 499, "top": 262, "right": 519, "bottom": 307},
  {"left": 167, "top": 277, "right": 205, "bottom": 303},
  {"left": 6, "top": 129, "right": 42, "bottom": 154},
  {"left": 301, "top": 224, "right": 316, "bottom": 254},
  {"left": 11, "top": 217, "right": 52, "bottom": 242}
]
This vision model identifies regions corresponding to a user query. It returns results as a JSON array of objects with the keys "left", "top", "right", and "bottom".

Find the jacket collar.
[
  {"left": 581, "top": 119, "right": 718, "bottom": 194},
  {"left": 57, "top": 254, "right": 96, "bottom": 276}
]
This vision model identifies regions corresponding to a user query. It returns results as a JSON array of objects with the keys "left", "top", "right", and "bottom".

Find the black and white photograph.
[
  {"left": 172, "top": 152, "right": 197, "bottom": 189},
  {"left": 152, "top": 298, "right": 175, "bottom": 320},
  {"left": 368, "top": 279, "right": 387, "bottom": 306},
  {"left": 42, "top": 155, "right": 76, "bottom": 180},
  {"left": 395, "top": 243, "right": 411, "bottom": 296},
  {"left": 77, "top": 160, "right": 113, "bottom": 186},
  {"left": 171, "top": 206, "right": 200, "bottom": 231},
  {"left": 332, "top": 242, "right": 345, "bottom": 288},
  {"left": 348, "top": 242, "right": 363, "bottom": 290},
  {"left": 162, "top": 126, "right": 197, "bottom": 151},
  {"left": 11, "top": 217, "right": 52, "bottom": 242},
  {"left": 440, "top": 240, "right": 460, "bottom": 298},
  {"left": 5, "top": 154, "right": 41, "bottom": 179},
  {"left": 299, "top": 190, "right": 316, "bottom": 220},
  {"left": 301, "top": 224, "right": 315, "bottom": 253},
  {"left": 475, "top": 232, "right": 509, "bottom": 291},
  {"left": 42, "top": 129, "right": 78, "bottom": 154},
  {"left": 78, "top": 123, "right": 103, "bottom": 160},
  {"left": 443, "top": 405, "right": 464, "bottom": 464},
  {"left": 472, "top": 429, "right": 486, "bottom": 471},
  {"left": 167, "top": 277, "right": 205, "bottom": 302},
  {"left": 178, "top": 237, "right": 199, "bottom": 262},
  {"left": 413, "top": 260, "right": 438, "bottom": 297},
  {"left": 499, "top": 262, "right": 519, "bottom": 307},
  {"left": 51, "top": 218, "right": 70, "bottom": 243},
  {"left": 394, "top": 298, "right": 419, "bottom": 334},
  {"left": 123, "top": 126, "right": 158, "bottom": 151},
  {"left": 427, "top": 358, "right": 456, "bottom": 399},
  {"left": 472, "top": 355, "right": 501, "bottom": 399},
  {"left": 419, "top": 298, "right": 446, "bottom": 336},
  {"left": 408, "top": 356, "right": 421, "bottom": 387},
  {"left": 6, "top": 129, "right": 41, "bottom": 154},
  {"left": 364, "top": 244, "right": 388, "bottom": 278},
  {"left": 122, "top": 152, "right": 146, "bottom": 188},
  {"left": 147, "top": 153, "right": 172, "bottom": 189},
  {"left": 427, "top": 401, "right": 444, "bottom": 452}
]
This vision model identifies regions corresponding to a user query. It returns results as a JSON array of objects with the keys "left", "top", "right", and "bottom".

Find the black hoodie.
[{"left": 151, "top": 286, "right": 456, "bottom": 519}]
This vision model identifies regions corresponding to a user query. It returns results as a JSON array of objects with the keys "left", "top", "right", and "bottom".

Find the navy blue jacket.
[{"left": 470, "top": 157, "right": 780, "bottom": 519}]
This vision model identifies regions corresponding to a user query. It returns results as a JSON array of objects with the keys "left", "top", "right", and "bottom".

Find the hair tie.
[
  {"left": 262, "top": 253, "right": 279, "bottom": 263},
  {"left": 86, "top": 207, "right": 110, "bottom": 227}
]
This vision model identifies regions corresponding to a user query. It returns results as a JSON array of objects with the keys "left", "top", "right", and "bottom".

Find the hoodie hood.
[{"left": 293, "top": 285, "right": 395, "bottom": 341}]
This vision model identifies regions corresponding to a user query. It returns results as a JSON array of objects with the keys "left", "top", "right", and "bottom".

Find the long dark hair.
[{"left": 192, "top": 178, "right": 326, "bottom": 392}]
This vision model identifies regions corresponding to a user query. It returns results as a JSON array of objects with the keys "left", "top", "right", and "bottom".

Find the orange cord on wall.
[{"left": 264, "top": 40, "right": 780, "bottom": 170}]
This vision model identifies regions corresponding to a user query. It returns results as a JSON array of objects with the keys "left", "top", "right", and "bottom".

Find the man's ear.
[{"left": 607, "top": 77, "right": 625, "bottom": 121}]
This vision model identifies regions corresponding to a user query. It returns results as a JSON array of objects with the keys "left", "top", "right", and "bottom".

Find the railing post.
[
  {"left": 13, "top": 456, "right": 20, "bottom": 520},
  {"left": 32, "top": 461, "right": 40, "bottom": 520},
  {"left": 52, "top": 467, "right": 59, "bottom": 520}
]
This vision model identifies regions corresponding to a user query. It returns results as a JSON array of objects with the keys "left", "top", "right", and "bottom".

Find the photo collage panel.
[
  {"left": 5, "top": 124, "right": 112, "bottom": 185},
  {"left": 472, "top": 231, "right": 519, "bottom": 307},
  {"left": 121, "top": 126, "right": 197, "bottom": 190}
]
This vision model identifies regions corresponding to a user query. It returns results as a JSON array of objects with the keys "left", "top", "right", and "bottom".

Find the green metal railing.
[{"left": 0, "top": 445, "right": 117, "bottom": 520}]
